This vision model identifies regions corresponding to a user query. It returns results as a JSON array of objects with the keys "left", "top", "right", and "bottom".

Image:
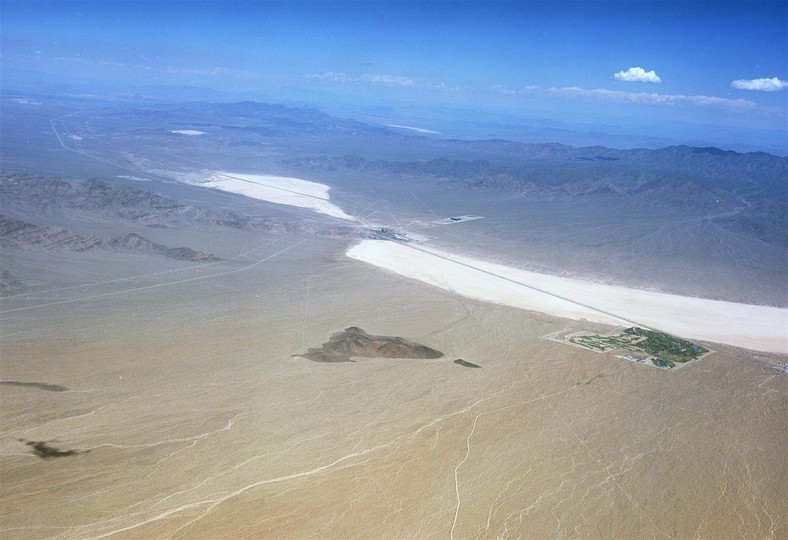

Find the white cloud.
[
  {"left": 11, "top": 98, "right": 42, "bottom": 105},
  {"left": 162, "top": 66, "right": 260, "bottom": 79},
  {"left": 491, "top": 84, "right": 757, "bottom": 112},
  {"left": 547, "top": 86, "right": 754, "bottom": 110},
  {"left": 730, "top": 77, "right": 787, "bottom": 92},
  {"left": 613, "top": 66, "right": 661, "bottom": 83},
  {"left": 305, "top": 71, "right": 349, "bottom": 82},
  {"left": 305, "top": 72, "right": 455, "bottom": 90},
  {"left": 359, "top": 74, "right": 415, "bottom": 87},
  {"left": 491, "top": 83, "right": 520, "bottom": 95}
]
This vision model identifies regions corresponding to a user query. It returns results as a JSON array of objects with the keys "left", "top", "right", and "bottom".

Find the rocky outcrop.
[
  {"left": 0, "top": 216, "right": 101, "bottom": 251},
  {"left": 0, "top": 268, "right": 23, "bottom": 293},
  {"left": 0, "top": 216, "right": 219, "bottom": 262},
  {"left": 108, "top": 233, "right": 219, "bottom": 262},
  {"left": 296, "top": 327, "right": 444, "bottom": 363},
  {"left": 0, "top": 175, "right": 360, "bottom": 239},
  {"left": 0, "top": 175, "right": 249, "bottom": 229}
]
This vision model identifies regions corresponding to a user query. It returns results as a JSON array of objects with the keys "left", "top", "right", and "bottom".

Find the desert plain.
[
  {"left": 1, "top": 98, "right": 786, "bottom": 539},
  {"left": 1, "top": 178, "right": 785, "bottom": 540}
]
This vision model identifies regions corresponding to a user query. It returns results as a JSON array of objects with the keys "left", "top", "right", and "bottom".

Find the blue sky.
[{"left": 3, "top": 1, "right": 787, "bottom": 148}]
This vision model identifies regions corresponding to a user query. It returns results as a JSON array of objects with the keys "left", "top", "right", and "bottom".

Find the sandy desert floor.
[{"left": 1, "top": 230, "right": 785, "bottom": 539}]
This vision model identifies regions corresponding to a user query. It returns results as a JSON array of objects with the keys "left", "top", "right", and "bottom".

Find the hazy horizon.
[{"left": 3, "top": 0, "right": 787, "bottom": 153}]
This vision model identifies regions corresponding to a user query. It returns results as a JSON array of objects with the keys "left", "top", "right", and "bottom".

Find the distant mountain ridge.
[
  {"left": 149, "top": 100, "right": 397, "bottom": 137},
  {"left": 283, "top": 142, "right": 785, "bottom": 249},
  {"left": 285, "top": 143, "right": 786, "bottom": 193},
  {"left": 283, "top": 142, "right": 786, "bottom": 245}
]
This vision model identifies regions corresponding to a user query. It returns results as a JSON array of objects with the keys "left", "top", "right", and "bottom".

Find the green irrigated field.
[{"left": 568, "top": 327, "right": 708, "bottom": 369}]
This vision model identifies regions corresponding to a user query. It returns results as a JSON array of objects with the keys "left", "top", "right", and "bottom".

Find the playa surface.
[
  {"left": 200, "top": 172, "right": 356, "bottom": 220},
  {"left": 348, "top": 240, "right": 787, "bottom": 354}
]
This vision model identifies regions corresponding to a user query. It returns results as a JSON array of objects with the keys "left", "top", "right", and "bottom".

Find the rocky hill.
[
  {"left": 0, "top": 174, "right": 359, "bottom": 239},
  {"left": 0, "top": 215, "right": 219, "bottom": 262},
  {"left": 296, "top": 327, "right": 444, "bottom": 363}
]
